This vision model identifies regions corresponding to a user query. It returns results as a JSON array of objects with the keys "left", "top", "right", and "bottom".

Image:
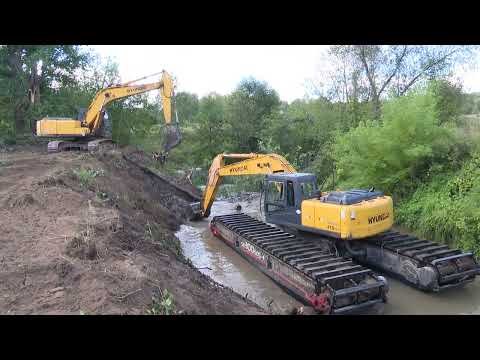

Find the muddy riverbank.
[{"left": 0, "top": 145, "right": 265, "bottom": 315}]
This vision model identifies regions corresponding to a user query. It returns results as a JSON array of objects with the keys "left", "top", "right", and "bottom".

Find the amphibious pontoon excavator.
[
  {"left": 34, "top": 71, "right": 181, "bottom": 158},
  {"left": 191, "top": 153, "right": 480, "bottom": 314}
]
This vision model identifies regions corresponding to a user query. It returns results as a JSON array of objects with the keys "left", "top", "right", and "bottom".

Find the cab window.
[
  {"left": 300, "top": 181, "right": 315, "bottom": 199},
  {"left": 287, "top": 181, "right": 295, "bottom": 206},
  {"left": 266, "top": 181, "right": 285, "bottom": 212},
  {"left": 266, "top": 181, "right": 284, "bottom": 202}
]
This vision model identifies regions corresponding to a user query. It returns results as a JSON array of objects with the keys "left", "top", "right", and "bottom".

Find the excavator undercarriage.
[
  {"left": 211, "top": 213, "right": 388, "bottom": 314},
  {"left": 46, "top": 138, "right": 114, "bottom": 153}
]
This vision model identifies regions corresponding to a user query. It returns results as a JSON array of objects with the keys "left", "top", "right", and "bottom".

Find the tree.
[
  {"left": 428, "top": 79, "right": 464, "bottom": 125},
  {"left": 264, "top": 97, "right": 343, "bottom": 187},
  {"left": 191, "top": 93, "right": 226, "bottom": 165},
  {"left": 174, "top": 92, "right": 199, "bottom": 125},
  {"left": 313, "top": 45, "right": 477, "bottom": 119},
  {"left": 0, "top": 45, "right": 90, "bottom": 134},
  {"left": 79, "top": 54, "right": 121, "bottom": 94},
  {"left": 225, "top": 78, "right": 280, "bottom": 152},
  {"left": 334, "top": 87, "right": 458, "bottom": 196}
]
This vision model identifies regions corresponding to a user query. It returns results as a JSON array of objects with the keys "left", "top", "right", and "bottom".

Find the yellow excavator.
[
  {"left": 190, "top": 153, "right": 479, "bottom": 313},
  {"left": 34, "top": 70, "right": 181, "bottom": 158}
]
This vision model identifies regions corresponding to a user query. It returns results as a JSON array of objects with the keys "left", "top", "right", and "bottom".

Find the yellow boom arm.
[
  {"left": 36, "top": 70, "right": 175, "bottom": 137},
  {"left": 201, "top": 153, "right": 296, "bottom": 217},
  {"left": 84, "top": 70, "right": 174, "bottom": 133}
]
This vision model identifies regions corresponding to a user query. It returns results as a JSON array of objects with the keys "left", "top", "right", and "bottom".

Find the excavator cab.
[{"left": 264, "top": 173, "right": 318, "bottom": 226}]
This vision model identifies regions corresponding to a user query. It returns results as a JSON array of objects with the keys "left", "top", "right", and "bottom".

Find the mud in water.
[
  {"left": 176, "top": 198, "right": 303, "bottom": 314},
  {"left": 176, "top": 193, "right": 480, "bottom": 315}
]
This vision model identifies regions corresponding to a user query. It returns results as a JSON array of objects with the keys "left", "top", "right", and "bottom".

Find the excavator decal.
[
  {"left": 368, "top": 213, "right": 390, "bottom": 224},
  {"left": 229, "top": 165, "right": 248, "bottom": 173}
]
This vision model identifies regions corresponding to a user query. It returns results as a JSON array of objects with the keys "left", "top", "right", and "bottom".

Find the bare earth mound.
[{"left": 0, "top": 145, "right": 264, "bottom": 315}]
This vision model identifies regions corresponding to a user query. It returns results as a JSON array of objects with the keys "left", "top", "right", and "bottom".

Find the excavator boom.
[
  {"left": 199, "top": 153, "right": 296, "bottom": 217},
  {"left": 83, "top": 70, "right": 174, "bottom": 133}
]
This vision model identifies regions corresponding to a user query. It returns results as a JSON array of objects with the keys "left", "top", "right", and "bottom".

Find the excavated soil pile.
[{"left": 0, "top": 145, "right": 264, "bottom": 314}]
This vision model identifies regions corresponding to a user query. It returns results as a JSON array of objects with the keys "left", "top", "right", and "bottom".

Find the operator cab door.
[{"left": 264, "top": 179, "right": 298, "bottom": 225}]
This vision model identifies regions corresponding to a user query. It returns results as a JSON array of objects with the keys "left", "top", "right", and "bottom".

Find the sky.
[{"left": 91, "top": 45, "right": 480, "bottom": 102}]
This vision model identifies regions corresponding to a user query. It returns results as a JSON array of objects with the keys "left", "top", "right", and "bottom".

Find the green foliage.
[
  {"left": 461, "top": 92, "right": 480, "bottom": 115},
  {"left": 147, "top": 289, "right": 176, "bottom": 315},
  {"left": 224, "top": 78, "right": 280, "bottom": 152},
  {"left": 0, "top": 45, "right": 90, "bottom": 133},
  {"left": 446, "top": 153, "right": 480, "bottom": 197},
  {"left": 396, "top": 154, "right": 480, "bottom": 256},
  {"left": 182, "top": 93, "right": 226, "bottom": 168},
  {"left": 72, "top": 167, "right": 105, "bottom": 187},
  {"left": 428, "top": 79, "right": 464, "bottom": 125},
  {"left": 333, "top": 87, "right": 459, "bottom": 196},
  {"left": 0, "top": 119, "right": 15, "bottom": 145},
  {"left": 175, "top": 92, "right": 199, "bottom": 125},
  {"left": 264, "top": 98, "right": 344, "bottom": 186}
]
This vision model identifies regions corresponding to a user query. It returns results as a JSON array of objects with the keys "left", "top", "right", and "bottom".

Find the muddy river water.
[{"left": 175, "top": 195, "right": 480, "bottom": 315}]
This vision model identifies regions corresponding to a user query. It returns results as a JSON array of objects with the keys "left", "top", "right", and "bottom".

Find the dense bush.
[
  {"left": 333, "top": 87, "right": 460, "bottom": 197},
  {"left": 396, "top": 154, "right": 480, "bottom": 256}
]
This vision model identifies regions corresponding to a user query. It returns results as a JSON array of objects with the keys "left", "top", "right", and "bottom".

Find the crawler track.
[
  {"left": 47, "top": 138, "right": 113, "bottom": 153},
  {"left": 211, "top": 213, "right": 388, "bottom": 315},
  {"left": 354, "top": 230, "right": 480, "bottom": 291}
]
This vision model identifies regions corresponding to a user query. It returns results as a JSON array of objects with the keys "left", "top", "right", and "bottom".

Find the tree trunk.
[
  {"left": 372, "top": 95, "right": 381, "bottom": 120},
  {"left": 357, "top": 46, "right": 382, "bottom": 120},
  {"left": 29, "top": 63, "right": 42, "bottom": 105},
  {"left": 14, "top": 103, "right": 25, "bottom": 134},
  {"left": 351, "top": 71, "right": 360, "bottom": 127}
]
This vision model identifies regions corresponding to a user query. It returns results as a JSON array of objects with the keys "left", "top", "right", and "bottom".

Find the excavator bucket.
[{"left": 164, "top": 123, "right": 182, "bottom": 153}]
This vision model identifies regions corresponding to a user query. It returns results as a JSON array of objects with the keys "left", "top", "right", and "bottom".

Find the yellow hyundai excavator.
[
  {"left": 34, "top": 70, "right": 181, "bottom": 157},
  {"left": 191, "top": 153, "right": 479, "bottom": 314}
]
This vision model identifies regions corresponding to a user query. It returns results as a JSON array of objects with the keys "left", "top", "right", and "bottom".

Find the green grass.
[
  {"left": 396, "top": 153, "right": 480, "bottom": 256},
  {"left": 72, "top": 168, "right": 105, "bottom": 187},
  {"left": 147, "top": 289, "right": 176, "bottom": 315}
]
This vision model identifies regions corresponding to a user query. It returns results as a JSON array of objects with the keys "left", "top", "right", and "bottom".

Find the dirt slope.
[{"left": 0, "top": 145, "right": 264, "bottom": 315}]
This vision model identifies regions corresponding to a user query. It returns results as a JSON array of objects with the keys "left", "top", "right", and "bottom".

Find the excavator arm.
[
  {"left": 84, "top": 70, "right": 174, "bottom": 133},
  {"left": 200, "top": 153, "right": 296, "bottom": 217}
]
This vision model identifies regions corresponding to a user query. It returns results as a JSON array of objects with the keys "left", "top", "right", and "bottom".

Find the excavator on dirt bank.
[
  {"left": 33, "top": 71, "right": 181, "bottom": 160},
  {"left": 190, "top": 153, "right": 480, "bottom": 314}
]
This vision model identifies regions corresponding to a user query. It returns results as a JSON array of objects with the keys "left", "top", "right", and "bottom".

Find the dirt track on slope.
[{"left": 0, "top": 144, "right": 264, "bottom": 315}]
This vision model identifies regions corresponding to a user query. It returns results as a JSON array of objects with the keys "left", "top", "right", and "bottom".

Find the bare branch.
[
  {"left": 378, "top": 46, "right": 408, "bottom": 97},
  {"left": 399, "top": 48, "right": 459, "bottom": 96},
  {"left": 358, "top": 46, "right": 378, "bottom": 98}
]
